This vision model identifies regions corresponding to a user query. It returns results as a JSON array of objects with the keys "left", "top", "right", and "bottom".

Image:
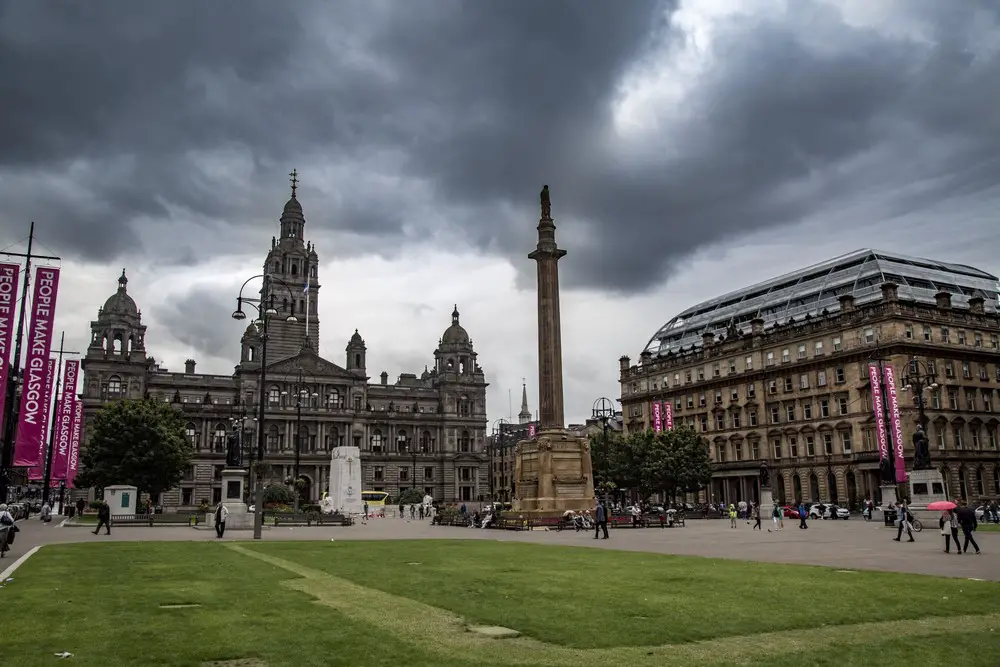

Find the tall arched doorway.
[
  {"left": 792, "top": 474, "right": 802, "bottom": 503},
  {"left": 297, "top": 474, "right": 313, "bottom": 503},
  {"left": 827, "top": 470, "right": 839, "bottom": 504},
  {"left": 846, "top": 471, "right": 857, "bottom": 509},
  {"left": 809, "top": 473, "right": 820, "bottom": 502}
]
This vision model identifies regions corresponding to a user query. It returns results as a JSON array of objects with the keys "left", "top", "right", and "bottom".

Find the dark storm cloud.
[
  {"left": 151, "top": 286, "right": 244, "bottom": 364},
  {"left": 2, "top": 0, "right": 998, "bottom": 292}
]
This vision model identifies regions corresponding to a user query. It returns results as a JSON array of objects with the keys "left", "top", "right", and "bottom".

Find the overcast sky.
[{"left": 2, "top": 0, "right": 999, "bottom": 424}]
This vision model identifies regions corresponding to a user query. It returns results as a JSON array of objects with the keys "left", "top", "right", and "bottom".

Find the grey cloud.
[
  {"left": 150, "top": 286, "right": 244, "bottom": 364},
  {"left": 1, "top": 0, "right": 998, "bottom": 293}
]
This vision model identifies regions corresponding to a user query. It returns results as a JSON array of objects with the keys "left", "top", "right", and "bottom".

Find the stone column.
[{"left": 529, "top": 185, "right": 568, "bottom": 432}]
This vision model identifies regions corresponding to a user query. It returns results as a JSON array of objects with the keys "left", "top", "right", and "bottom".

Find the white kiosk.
[{"left": 104, "top": 485, "right": 138, "bottom": 516}]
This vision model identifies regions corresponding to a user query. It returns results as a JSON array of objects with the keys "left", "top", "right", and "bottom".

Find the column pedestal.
[
  {"left": 221, "top": 468, "right": 253, "bottom": 530},
  {"left": 512, "top": 429, "right": 595, "bottom": 518},
  {"left": 759, "top": 486, "right": 775, "bottom": 513}
]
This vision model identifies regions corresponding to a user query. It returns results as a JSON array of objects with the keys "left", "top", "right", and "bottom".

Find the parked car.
[
  {"left": 809, "top": 503, "right": 850, "bottom": 520},
  {"left": 781, "top": 505, "right": 801, "bottom": 518}
]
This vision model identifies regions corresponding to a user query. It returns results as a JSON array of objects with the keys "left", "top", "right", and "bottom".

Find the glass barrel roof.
[{"left": 643, "top": 249, "right": 1000, "bottom": 357}]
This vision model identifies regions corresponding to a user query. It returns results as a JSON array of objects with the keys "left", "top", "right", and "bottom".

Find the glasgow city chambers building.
[
  {"left": 619, "top": 249, "right": 1000, "bottom": 508},
  {"left": 78, "top": 185, "right": 489, "bottom": 509}
]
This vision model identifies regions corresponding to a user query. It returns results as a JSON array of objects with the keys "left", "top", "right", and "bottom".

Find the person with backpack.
[{"left": 893, "top": 501, "right": 915, "bottom": 542}]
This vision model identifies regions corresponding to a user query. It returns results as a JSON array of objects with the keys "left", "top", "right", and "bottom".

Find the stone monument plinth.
[
  {"left": 512, "top": 186, "right": 595, "bottom": 518},
  {"left": 324, "top": 446, "right": 362, "bottom": 516},
  {"left": 514, "top": 430, "right": 595, "bottom": 516},
  {"left": 907, "top": 468, "right": 948, "bottom": 511},
  {"left": 221, "top": 468, "right": 253, "bottom": 530}
]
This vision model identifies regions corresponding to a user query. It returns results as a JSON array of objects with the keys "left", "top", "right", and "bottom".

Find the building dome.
[
  {"left": 441, "top": 305, "right": 470, "bottom": 346},
  {"left": 101, "top": 269, "right": 138, "bottom": 318},
  {"left": 349, "top": 329, "right": 365, "bottom": 346}
]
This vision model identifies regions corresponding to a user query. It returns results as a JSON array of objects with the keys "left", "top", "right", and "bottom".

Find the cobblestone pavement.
[{"left": 5, "top": 515, "right": 998, "bottom": 581}]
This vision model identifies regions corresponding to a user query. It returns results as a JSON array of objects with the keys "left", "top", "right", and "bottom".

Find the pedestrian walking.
[
  {"left": 752, "top": 505, "right": 761, "bottom": 530},
  {"left": 93, "top": 501, "right": 111, "bottom": 535},
  {"left": 893, "top": 501, "right": 915, "bottom": 542},
  {"left": 940, "top": 510, "right": 961, "bottom": 554},
  {"left": 798, "top": 502, "right": 808, "bottom": 529},
  {"left": 955, "top": 501, "right": 982, "bottom": 555},
  {"left": 770, "top": 504, "right": 781, "bottom": 531},
  {"left": 593, "top": 500, "right": 609, "bottom": 540},
  {"left": 214, "top": 502, "right": 229, "bottom": 538}
]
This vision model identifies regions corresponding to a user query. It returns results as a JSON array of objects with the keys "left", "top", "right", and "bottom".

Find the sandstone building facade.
[
  {"left": 79, "top": 187, "right": 489, "bottom": 508},
  {"left": 619, "top": 249, "right": 1000, "bottom": 507}
]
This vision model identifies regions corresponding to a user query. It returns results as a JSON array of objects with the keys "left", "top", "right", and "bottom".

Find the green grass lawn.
[{"left": 3, "top": 540, "right": 1000, "bottom": 667}]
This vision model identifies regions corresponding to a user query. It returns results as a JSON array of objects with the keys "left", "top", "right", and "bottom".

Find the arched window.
[
  {"left": 420, "top": 430, "right": 433, "bottom": 453},
  {"left": 327, "top": 389, "right": 340, "bottom": 408},
  {"left": 291, "top": 262, "right": 298, "bottom": 276},
  {"left": 326, "top": 426, "right": 340, "bottom": 450},
  {"left": 282, "top": 298, "right": 289, "bottom": 313},
  {"left": 268, "top": 386, "right": 281, "bottom": 405},
  {"left": 213, "top": 424, "right": 227, "bottom": 452},
  {"left": 107, "top": 375, "right": 123, "bottom": 396},
  {"left": 976, "top": 468, "right": 985, "bottom": 496},
  {"left": 267, "top": 425, "right": 280, "bottom": 453},
  {"left": 397, "top": 429, "right": 408, "bottom": 453},
  {"left": 185, "top": 423, "right": 197, "bottom": 446},
  {"left": 459, "top": 430, "right": 471, "bottom": 452},
  {"left": 371, "top": 429, "right": 384, "bottom": 453}
]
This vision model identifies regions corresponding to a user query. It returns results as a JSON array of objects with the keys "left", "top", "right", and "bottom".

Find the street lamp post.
[
  {"left": 283, "top": 368, "right": 318, "bottom": 513},
  {"left": 902, "top": 356, "right": 938, "bottom": 432},
  {"left": 232, "top": 274, "right": 297, "bottom": 540},
  {"left": 592, "top": 397, "right": 615, "bottom": 503},
  {"left": 491, "top": 418, "right": 509, "bottom": 502}
]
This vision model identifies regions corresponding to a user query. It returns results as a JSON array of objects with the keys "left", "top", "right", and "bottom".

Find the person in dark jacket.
[
  {"left": 594, "top": 500, "right": 609, "bottom": 540},
  {"left": 955, "top": 501, "right": 981, "bottom": 555},
  {"left": 93, "top": 501, "right": 111, "bottom": 535}
]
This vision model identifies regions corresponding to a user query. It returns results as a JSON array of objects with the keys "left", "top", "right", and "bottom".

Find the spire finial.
[
  {"left": 540, "top": 184, "right": 551, "bottom": 219},
  {"left": 118, "top": 268, "right": 128, "bottom": 290},
  {"left": 452, "top": 304, "right": 460, "bottom": 324},
  {"left": 289, "top": 169, "right": 299, "bottom": 198}
]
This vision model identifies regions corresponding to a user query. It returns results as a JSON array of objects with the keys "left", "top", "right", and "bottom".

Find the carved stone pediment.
[{"left": 267, "top": 351, "right": 356, "bottom": 379}]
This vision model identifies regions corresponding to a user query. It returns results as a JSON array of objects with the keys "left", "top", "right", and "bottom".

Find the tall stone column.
[{"left": 529, "top": 185, "right": 567, "bottom": 432}]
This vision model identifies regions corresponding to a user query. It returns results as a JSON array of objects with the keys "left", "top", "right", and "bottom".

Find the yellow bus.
[{"left": 361, "top": 490, "right": 389, "bottom": 514}]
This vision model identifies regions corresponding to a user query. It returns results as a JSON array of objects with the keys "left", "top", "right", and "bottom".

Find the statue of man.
[
  {"left": 879, "top": 456, "right": 894, "bottom": 484},
  {"left": 759, "top": 461, "right": 770, "bottom": 489},
  {"left": 912, "top": 424, "right": 931, "bottom": 470},
  {"left": 540, "top": 185, "right": 551, "bottom": 219},
  {"left": 225, "top": 434, "right": 242, "bottom": 468}
]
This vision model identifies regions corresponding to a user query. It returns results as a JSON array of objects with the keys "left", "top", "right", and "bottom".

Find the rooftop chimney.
[
  {"left": 751, "top": 318, "right": 764, "bottom": 335},
  {"left": 184, "top": 359, "right": 196, "bottom": 374},
  {"left": 880, "top": 282, "right": 899, "bottom": 303},
  {"left": 968, "top": 296, "right": 985, "bottom": 314},
  {"left": 702, "top": 331, "right": 715, "bottom": 348},
  {"left": 639, "top": 349, "right": 652, "bottom": 365},
  {"left": 935, "top": 291, "right": 952, "bottom": 309},
  {"left": 380, "top": 370, "right": 388, "bottom": 385},
  {"left": 619, "top": 355, "right": 631, "bottom": 372},
  {"left": 838, "top": 294, "right": 856, "bottom": 313}
]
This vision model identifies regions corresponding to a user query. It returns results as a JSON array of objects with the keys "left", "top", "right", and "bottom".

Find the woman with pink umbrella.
[{"left": 930, "top": 501, "right": 961, "bottom": 554}]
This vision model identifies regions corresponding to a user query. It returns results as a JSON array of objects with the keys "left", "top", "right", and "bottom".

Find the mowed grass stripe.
[
  {"left": 246, "top": 539, "right": 1000, "bottom": 648},
  {"left": 229, "top": 544, "right": 1000, "bottom": 667}
]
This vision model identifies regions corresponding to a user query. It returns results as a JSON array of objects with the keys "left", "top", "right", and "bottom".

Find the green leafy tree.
[
  {"left": 392, "top": 488, "right": 424, "bottom": 505},
  {"left": 76, "top": 398, "right": 193, "bottom": 501},
  {"left": 649, "top": 426, "right": 713, "bottom": 503}
]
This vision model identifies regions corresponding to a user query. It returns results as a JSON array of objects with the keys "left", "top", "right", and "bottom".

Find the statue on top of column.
[{"left": 540, "top": 185, "right": 551, "bottom": 219}]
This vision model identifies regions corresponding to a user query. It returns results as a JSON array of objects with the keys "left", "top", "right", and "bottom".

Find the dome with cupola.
[
  {"left": 440, "top": 305, "right": 471, "bottom": 347},
  {"left": 100, "top": 269, "right": 139, "bottom": 319}
]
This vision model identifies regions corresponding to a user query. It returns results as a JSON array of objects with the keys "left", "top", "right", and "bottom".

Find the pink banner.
[
  {"left": 663, "top": 402, "right": 674, "bottom": 431},
  {"left": 13, "top": 266, "right": 60, "bottom": 468},
  {"left": 50, "top": 359, "right": 79, "bottom": 482},
  {"left": 883, "top": 365, "right": 907, "bottom": 483},
  {"left": 652, "top": 401, "right": 662, "bottom": 433},
  {"left": 67, "top": 397, "right": 83, "bottom": 488},
  {"left": 28, "top": 357, "right": 56, "bottom": 480},
  {"left": 0, "top": 263, "right": 20, "bottom": 431},
  {"left": 528, "top": 423, "right": 536, "bottom": 438},
  {"left": 868, "top": 364, "right": 889, "bottom": 463}
]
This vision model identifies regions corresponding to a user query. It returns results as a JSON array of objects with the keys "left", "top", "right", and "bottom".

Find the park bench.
[
  {"left": 154, "top": 512, "right": 200, "bottom": 526},
  {"left": 267, "top": 512, "right": 353, "bottom": 526},
  {"left": 111, "top": 513, "right": 153, "bottom": 526}
]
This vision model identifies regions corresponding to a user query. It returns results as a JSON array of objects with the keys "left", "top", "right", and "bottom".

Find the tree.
[
  {"left": 76, "top": 398, "right": 193, "bottom": 501},
  {"left": 649, "top": 426, "right": 713, "bottom": 503},
  {"left": 590, "top": 426, "right": 712, "bottom": 503}
]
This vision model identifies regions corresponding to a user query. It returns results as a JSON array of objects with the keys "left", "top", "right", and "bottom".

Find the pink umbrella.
[{"left": 927, "top": 501, "right": 957, "bottom": 511}]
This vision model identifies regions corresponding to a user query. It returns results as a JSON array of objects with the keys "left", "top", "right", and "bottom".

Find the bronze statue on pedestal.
[{"left": 912, "top": 424, "right": 931, "bottom": 470}]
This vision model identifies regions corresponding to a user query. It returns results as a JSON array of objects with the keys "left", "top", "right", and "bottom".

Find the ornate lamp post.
[
  {"left": 232, "top": 274, "right": 297, "bottom": 540},
  {"left": 902, "top": 356, "right": 938, "bottom": 471},
  {"left": 491, "top": 418, "right": 509, "bottom": 502},
  {"left": 282, "top": 367, "right": 318, "bottom": 513},
  {"left": 592, "top": 397, "right": 615, "bottom": 503}
]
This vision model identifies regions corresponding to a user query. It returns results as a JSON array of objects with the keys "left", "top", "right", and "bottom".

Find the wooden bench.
[
  {"left": 154, "top": 512, "right": 200, "bottom": 526},
  {"left": 267, "top": 512, "right": 353, "bottom": 526},
  {"left": 110, "top": 513, "right": 154, "bottom": 526}
]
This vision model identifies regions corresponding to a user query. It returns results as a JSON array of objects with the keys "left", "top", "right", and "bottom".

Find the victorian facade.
[
  {"left": 79, "top": 186, "right": 489, "bottom": 509},
  {"left": 620, "top": 250, "right": 1000, "bottom": 508}
]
